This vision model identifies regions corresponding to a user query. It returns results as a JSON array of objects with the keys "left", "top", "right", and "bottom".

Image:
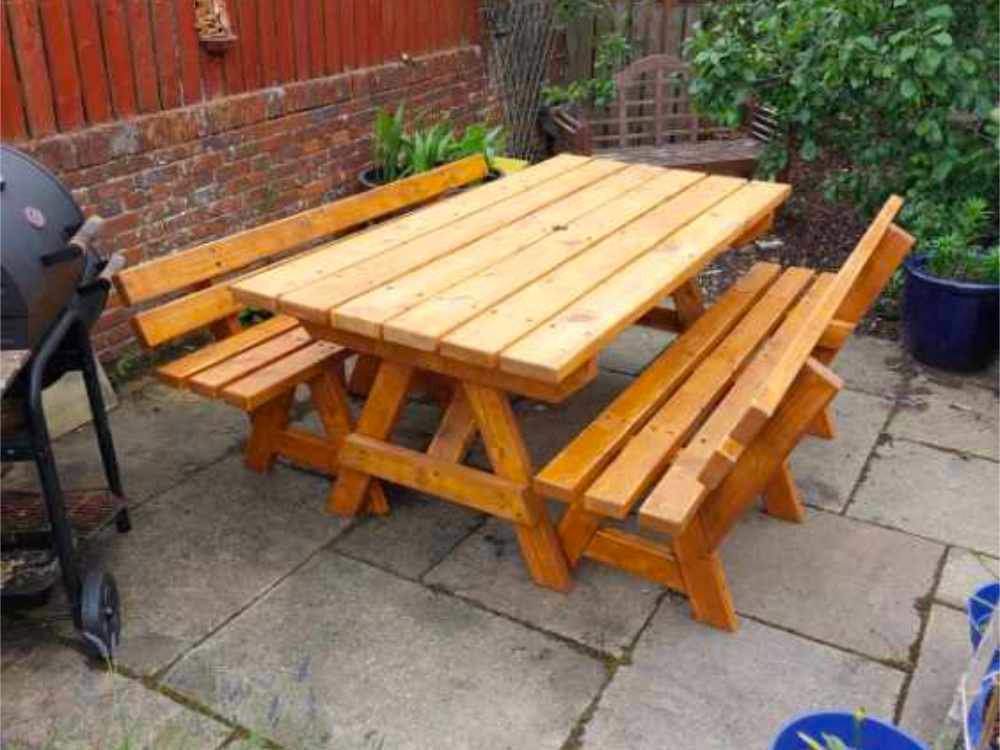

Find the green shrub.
[{"left": 686, "top": 0, "right": 999, "bottom": 273}]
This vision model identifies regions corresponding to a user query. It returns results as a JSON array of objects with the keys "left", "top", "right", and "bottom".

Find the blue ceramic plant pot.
[
  {"left": 902, "top": 254, "right": 1000, "bottom": 372},
  {"left": 771, "top": 712, "right": 928, "bottom": 750}
]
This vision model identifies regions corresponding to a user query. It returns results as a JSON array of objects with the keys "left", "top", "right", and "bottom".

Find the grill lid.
[{"left": 1, "top": 146, "right": 87, "bottom": 352}]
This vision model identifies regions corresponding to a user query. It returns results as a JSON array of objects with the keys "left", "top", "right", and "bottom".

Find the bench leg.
[
  {"left": 244, "top": 391, "right": 294, "bottom": 473},
  {"left": 672, "top": 279, "right": 705, "bottom": 331},
  {"left": 808, "top": 406, "right": 837, "bottom": 439},
  {"left": 557, "top": 501, "right": 603, "bottom": 566},
  {"left": 762, "top": 460, "right": 805, "bottom": 523},
  {"left": 672, "top": 514, "right": 738, "bottom": 631},
  {"left": 328, "top": 360, "right": 413, "bottom": 516},
  {"left": 464, "top": 382, "right": 573, "bottom": 593},
  {"left": 347, "top": 354, "right": 380, "bottom": 398}
]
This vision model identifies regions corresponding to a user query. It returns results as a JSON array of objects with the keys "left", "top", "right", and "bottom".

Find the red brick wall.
[{"left": 10, "top": 46, "right": 493, "bottom": 361}]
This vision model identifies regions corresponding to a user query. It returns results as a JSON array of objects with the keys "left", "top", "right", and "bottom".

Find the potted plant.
[
  {"left": 901, "top": 196, "right": 999, "bottom": 371},
  {"left": 771, "top": 710, "right": 927, "bottom": 750},
  {"left": 362, "top": 104, "right": 507, "bottom": 189}
]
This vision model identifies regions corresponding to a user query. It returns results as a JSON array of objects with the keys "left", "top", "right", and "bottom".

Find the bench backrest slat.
[
  {"left": 116, "top": 156, "right": 489, "bottom": 348},
  {"left": 114, "top": 155, "right": 488, "bottom": 307}
]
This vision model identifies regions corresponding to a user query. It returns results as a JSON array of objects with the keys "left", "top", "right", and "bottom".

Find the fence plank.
[
  {"left": 1, "top": 7, "right": 27, "bottom": 139},
  {"left": 68, "top": 0, "right": 111, "bottom": 123},
  {"left": 39, "top": 0, "right": 85, "bottom": 130},
  {"left": 340, "top": 0, "right": 358, "bottom": 69},
  {"left": 237, "top": 0, "right": 261, "bottom": 89},
  {"left": 256, "top": 0, "right": 278, "bottom": 85},
  {"left": 308, "top": 0, "right": 325, "bottom": 75},
  {"left": 323, "top": 0, "right": 342, "bottom": 73},
  {"left": 292, "top": 0, "right": 309, "bottom": 79},
  {"left": 355, "top": 0, "right": 371, "bottom": 67},
  {"left": 125, "top": 0, "right": 160, "bottom": 112},
  {"left": 174, "top": 0, "right": 202, "bottom": 103},
  {"left": 275, "top": 0, "right": 295, "bottom": 81},
  {"left": 369, "top": 0, "right": 383, "bottom": 65},
  {"left": 222, "top": 16, "right": 245, "bottom": 93},
  {"left": 8, "top": 0, "right": 57, "bottom": 136},
  {"left": 150, "top": 0, "right": 181, "bottom": 109},
  {"left": 201, "top": 51, "right": 225, "bottom": 99}
]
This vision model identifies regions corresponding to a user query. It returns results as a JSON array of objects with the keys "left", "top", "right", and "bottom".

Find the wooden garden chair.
[
  {"left": 535, "top": 196, "right": 913, "bottom": 630},
  {"left": 113, "top": 157, "right": 488, "bottom": 492}
]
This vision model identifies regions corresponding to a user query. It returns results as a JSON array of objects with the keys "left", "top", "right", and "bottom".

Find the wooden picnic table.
[{"left": 231, "top": 154, "right": 790, "bottom": 591}]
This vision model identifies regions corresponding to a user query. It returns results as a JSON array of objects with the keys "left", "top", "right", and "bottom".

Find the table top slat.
[
  {"left": 333, "top": 161, "right": 655, "bottom": 337},
  {"left": 440, "top": 174, "right": 745, "bottom": 367},
  {"left": 382, "top": 168, "right": 707, "bottom": 353},
  {"left": 499, "top": 180, "right": 792, "bottom": 382},
  {"left": 233, "top": 153, "right": 592, "bottom": 310},
  {"left": 277, "top": 159, "right": 623, "bottom": 323}
]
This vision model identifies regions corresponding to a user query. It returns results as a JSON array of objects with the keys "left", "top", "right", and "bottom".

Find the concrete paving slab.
[
  {"left": 164, "top": 551, "right": 606, "bottom": 750},
  {"left": 790, "top": 389, "right": 893, "bottom": 511},
  {"left": 891, "top": 375, "right": 999, "bottom": 460},
  {"left": 43, "top": 362, "right": 118, "bottom": 440},
  {"left": 512, "top": 370, "right": 634, "bottom": 468},
  {"left": 599, "top": 325, "right": 674, "bottom": 376},
  {"left": 936, "top": 547, "right": 1000, "bottom": 610},
  {"left": 849, "top": 440, "right": 1000, "bottom": 554},
  {"left": 425, "top": 517, "right": 662, "bottom": 657},
  {"left": 334, "top": 487, "right": 484, "bottom": 579},
  {"left": 4, "top": 379, "right": 246, "bottom": 507},
  {"left": 909, "top": 354, "right": 999, "bottom": 395},
  {"left": 831, "top": 334, "right": 910, "bottom": 396},
  {"left": 582, "top": 597, "right": 904, "bottom": 750},
  {"left": 724, "top": 511, "right": 942, "bottom": 664},
  {"left": 1, "top": 620, "right": 231, "bottom": 750},
  {"left": 900, "top": 605, "right": 971, "bottom": 744},
  {"left": 69, "top": 456, "right": 351, "bottom": 677}
]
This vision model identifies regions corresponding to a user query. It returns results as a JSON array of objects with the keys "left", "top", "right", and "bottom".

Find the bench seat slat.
[
  {"left": 533, "top": 261, "right": 782, "bottom": 502},
  {"left": 220, "top": 340, "right": 348, "bottom": 411},
  {"left": 156, "top": 315, "right": 300, "bottom": 386},
  {"left": 637, "top": 271, "right": 837, "bottom": 534},
  {"left": 188, "top": 328, "right": 314, "bottom": 397},
  {"left": 584, "top": 266, "right": 814, "bottom": 519}
]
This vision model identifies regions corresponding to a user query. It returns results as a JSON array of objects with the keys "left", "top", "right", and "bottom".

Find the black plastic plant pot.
[
  {"left": 358, "top": 167, "right": 385, "bottom": 191},
  {"left": 902, "top": 254, "right": 1000, "bottom": 372}
]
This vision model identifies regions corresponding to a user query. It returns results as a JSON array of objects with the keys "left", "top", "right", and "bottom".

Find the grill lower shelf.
[{"left": 1, "top": 488, "right": 127, "bottom": 537}]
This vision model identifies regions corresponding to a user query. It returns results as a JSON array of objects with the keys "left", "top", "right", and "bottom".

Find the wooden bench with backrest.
[
  {"left": 535, "top": 196, "right": 913, "bottom": 630},
  {"left": 113, "top": 156, "right": 489, "bottom": 488},
  {"left": 558, "top": 54, "right": 777, "bottom": 177}
]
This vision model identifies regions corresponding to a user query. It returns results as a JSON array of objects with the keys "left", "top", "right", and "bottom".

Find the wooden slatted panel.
[
  {"left": 340, "top": 0, "right": 358, "bottom": 69},
  {"left": 188, "top": 327, "right": 313, "bottom": 397},
  {"left": 292, "top": 0, "right": 310, "bottom": 79},
  {"left": 8, "top": 0, "right": 56, "bottom": 135},
  {"left": 275, "top": 0, "right": 295, "bottom": 81},
  {"left": 174, "top": 0, "right": 202, "bottom": 103},
  {"left": 323, "top": 0, "right": 343, "bottom": 73},
  {"left": 1, "top": 8, "right": 27, "bottom": 139},
  {"left": 355, "top": 0, "right": 371, "bottom": 67},
  {"left": 308, "top": 0, "right": 325, "bottom": 75},
  {"left": 221, "top": 340, "right": 347, "bottom": 410},
  {"left": 156, "top": 315, "right": 300, "bottom": 386},
  {"left": 118, "top": 156, "right": 489, "bottom": 305},
  {"left": 335, "top": 162, "right": 654, "bottom": 337},
  {"left": 370, "top": 0, "right": 384, "bottom": 64},
  {"left": 534, "top": 262, "right": 782, "bottom": 502},
  {"left": 125, "top": 0, "right": 160, "bottom": 112},
  {"left": 584, "top": 267, "right": 814, "bottom": 518},
  {"left": 39, "top": 0, "right": 84, "bottom": 130},
  {"left": 284, "top": 162, "right": 628, "bottom": 323},
  {"left": 499, "top": 181, "right": 792, "bottom": 383},
  {"left": 222, "top": 16, "right": 245, "bottom": 94},
  {"left": 67, "top": 0, "right": 112, "bottom": 123},
  {"left": 234, "top": 155, "right": 587, "bottom": 310},
  {"left": 637, "top": 272, "right": 836, "bottom": 535},
  {"left": 236, "top": 0, "right": 261, "bottom": 89},
  {"left": 150, "top": 0, "right": 181, "bottom": 109},
  {"left": 441, "top": 174, "right": 745, "bottom": 367}
]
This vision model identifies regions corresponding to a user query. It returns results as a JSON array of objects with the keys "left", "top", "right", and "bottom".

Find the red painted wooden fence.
[{"left": 1, "top": 0, "right": 481, "bottom": 140}]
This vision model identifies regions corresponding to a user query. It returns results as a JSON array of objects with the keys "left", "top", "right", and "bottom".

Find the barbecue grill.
[{"left": 1, "top": 145, "right": 129, "bottom": 660}]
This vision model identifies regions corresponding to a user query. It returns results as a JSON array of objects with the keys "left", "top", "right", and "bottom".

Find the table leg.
[
  {"left": 328, "top": 360, "right": 414, "bottom": 516},
  {"left": 463, "top": 382, "right": 572, "bottom": 592},
  {"left": 672, "top": 279, "right": 705, "bottom": 331}
]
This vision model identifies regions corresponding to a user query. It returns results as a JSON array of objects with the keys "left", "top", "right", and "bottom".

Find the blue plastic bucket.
[
  {"left": 968, "top": 582, "right": 1000, "bottom": 651},
  {"left": 771, "top": 712, "right": 927, "bottom": 750},
  {"left": 902, "top": 255, "right": 999, "bottom": 372},
  {"left": 967, "top": 672, "right": 998, "bottom": 749}
]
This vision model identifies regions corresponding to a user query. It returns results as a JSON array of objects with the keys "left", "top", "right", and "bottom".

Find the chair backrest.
[
  {"left": 588, "top": 54, "right": 736, "bottom": 150},
  {"left": 115, "top": 155, "right": 488, "bottom": 348}
]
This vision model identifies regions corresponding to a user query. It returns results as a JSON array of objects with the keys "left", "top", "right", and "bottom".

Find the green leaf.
[
  {"left": 933, "top": 31, "right": 953, "bottom": 46},
  {"left": 855, "top": 35, "right": 878, "bottom": 52},
  {"left": 924, "top": 4, "right": 955, "bottom": 21},
  {"left": 898, "top": 45, "right": 917, "bottom": 62},
  {"left": 900, "top": 78, "right": 919, "bottom": 99},
  {"left": 800, "top": 137, "right": 819, "bottom": 161}
]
